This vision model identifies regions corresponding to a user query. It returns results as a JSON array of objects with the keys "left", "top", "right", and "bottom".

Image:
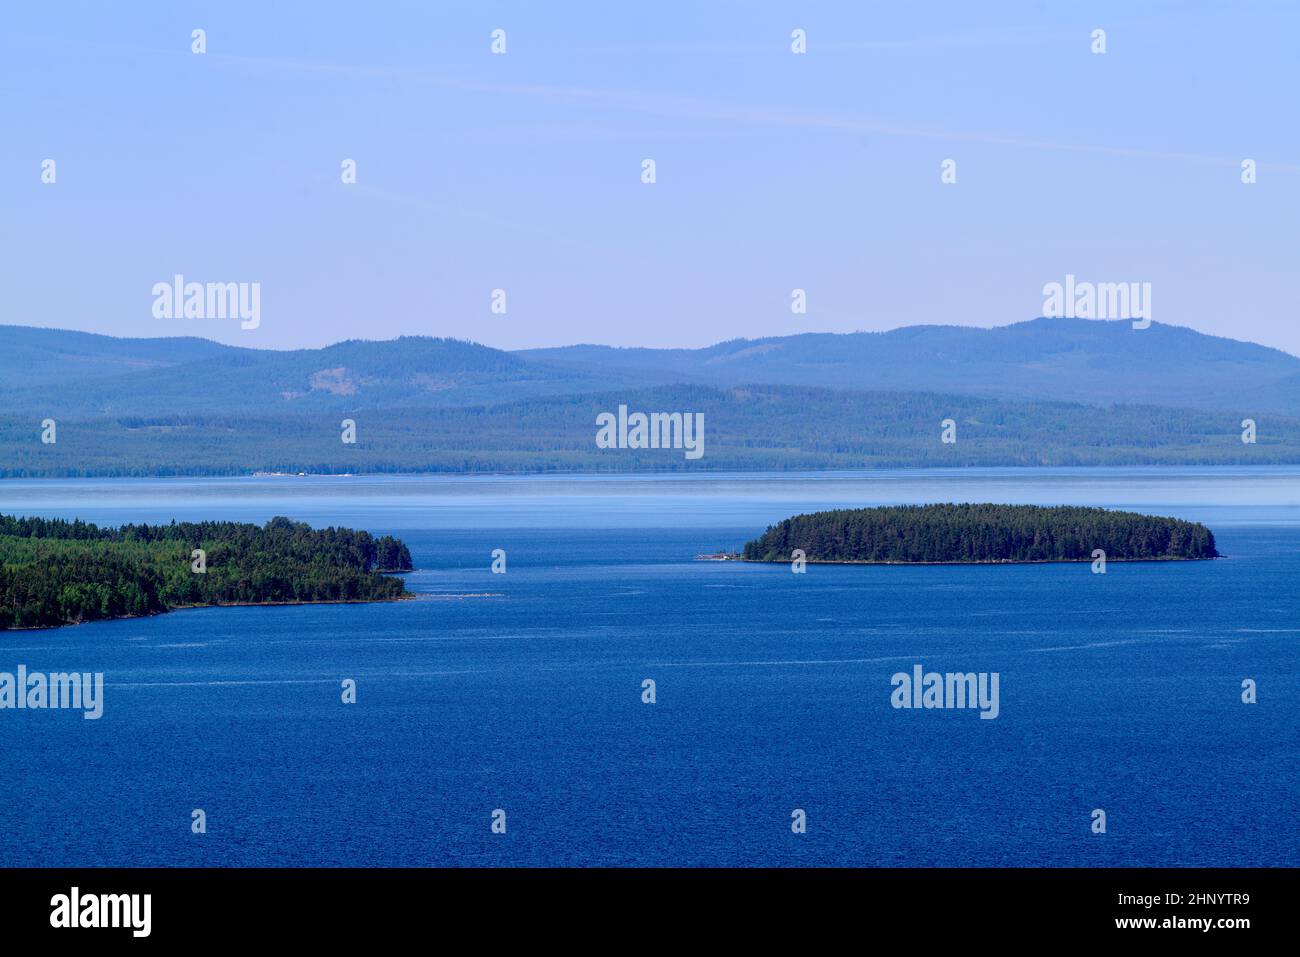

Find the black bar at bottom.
[{"left": 0, "top": 867, "right": 1284, "bottom": 943}]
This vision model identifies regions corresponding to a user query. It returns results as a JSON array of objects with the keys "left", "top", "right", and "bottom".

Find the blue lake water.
[{"left": 1, "top": 468, "right": 1297, "bottom": 866}]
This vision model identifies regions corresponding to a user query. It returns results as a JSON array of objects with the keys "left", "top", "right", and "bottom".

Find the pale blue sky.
[{"left": 3, "top": 1, "right": 1297, "bottom": 352}]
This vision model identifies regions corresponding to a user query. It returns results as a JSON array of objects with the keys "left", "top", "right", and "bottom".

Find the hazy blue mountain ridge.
[{"left": 3, "top": 318, "right": 1296, "bottom": 417}]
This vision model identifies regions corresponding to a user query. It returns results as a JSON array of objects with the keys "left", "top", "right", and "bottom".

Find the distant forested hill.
[
  {"left": 1, "top": 384, "right": 1296, "bottom": 477},
  {"left": 742, "top": 505, "right": 1218, "bottom": 564},
  {"left": 0, "top": 325, "right": 243, "bottom": 388},
  {"left": 4, "top": 318, "right": 1300, "bottom": 417},
  {"left": 0, "top": 328, "right": 658, "bottom": 417},
  {"left": 521, "top": 317, "right": 1300, "bottom": 415},
  {"left": 4, "top": 319, "right": 1300, "bottom": 475},
  {"left": 0, "top": 515, "right": 413, "bottom": 629}
]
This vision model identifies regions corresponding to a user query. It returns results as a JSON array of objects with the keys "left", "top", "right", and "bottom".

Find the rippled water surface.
[{"left": 1, "top": 468, "right": 1296, "bottom": 866}]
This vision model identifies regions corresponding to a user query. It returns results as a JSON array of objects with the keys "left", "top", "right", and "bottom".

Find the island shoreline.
[
  {"left": 737, "top": 556, "right": 1220, "bottom": 565},
  {"left": 0, "top": 594, "right": 418, "bottom": 632}
]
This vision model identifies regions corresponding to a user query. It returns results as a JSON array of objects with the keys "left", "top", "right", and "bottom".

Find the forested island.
[
  {"left": 0, "top": 514, "right": 413, "bottom": 629},
  {"left": 742, "top": 504, "right": 1218, "bottom": 564}
]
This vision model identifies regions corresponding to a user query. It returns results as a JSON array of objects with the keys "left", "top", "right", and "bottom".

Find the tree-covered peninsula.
[
  {"left": 742, "top": 504, "right": 1218, "bottom": 564},
  {"left": 0, "top": 514, "right": 413, "bottom": 629}
]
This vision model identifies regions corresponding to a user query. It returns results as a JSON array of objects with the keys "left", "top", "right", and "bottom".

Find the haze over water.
[{"left": 1, "top": 468, "right": 1296, "bottom": 866}]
